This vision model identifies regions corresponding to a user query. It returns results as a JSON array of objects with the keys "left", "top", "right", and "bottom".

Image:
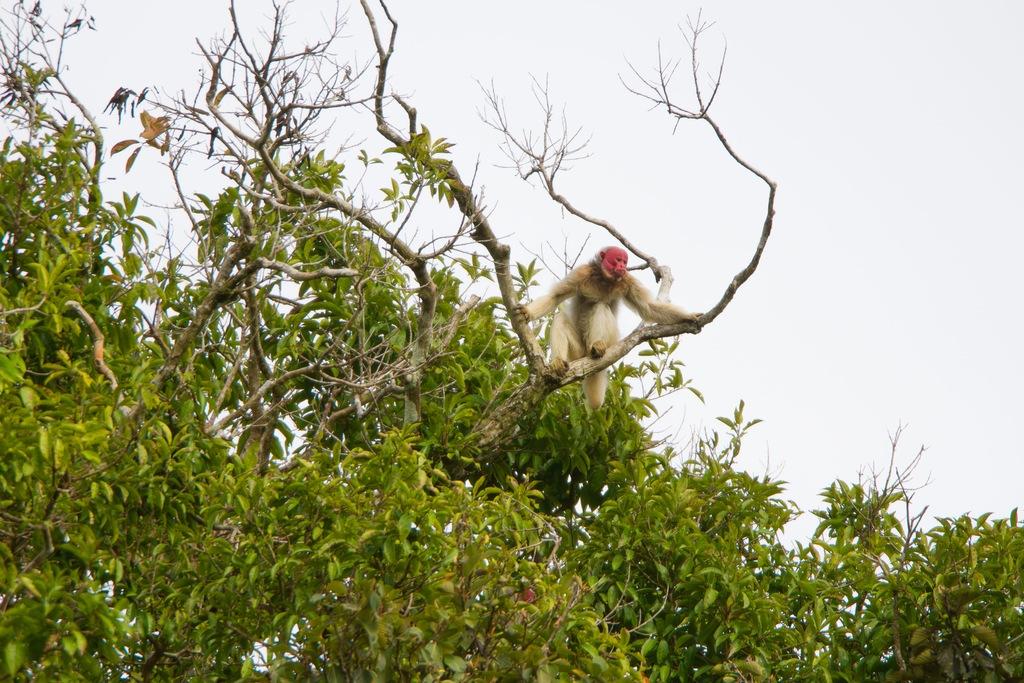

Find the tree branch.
[
  {"left": 470, "top": 15, "right": 777, "bottom": 453},
  {"left": 65, "top": 300, "right": 118, "bottom": 391},
  {"left": 357, "top": 0, "right": 545, "bottom": 381}
]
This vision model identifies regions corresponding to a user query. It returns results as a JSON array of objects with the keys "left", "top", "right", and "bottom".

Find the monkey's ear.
[{"left": 598, "top": 248, "right": 608, "bottom": 259}]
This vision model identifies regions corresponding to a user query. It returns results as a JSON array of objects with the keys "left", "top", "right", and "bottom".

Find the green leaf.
[
  {"left": 19, "top": 575, "right": 41, "bottom": 597},
  {"left": 4, "top": 641, "right": 26, "bottom": 676},
  {"left": 444, "top": 655, "right": 467, "bottom": 673},
  {"left": 18, "top": 385, "right": 37, "bottom": 408},
  {"left": 971, "top": 624, "right": 1001, "bottom": 651},
  {"left": 656, "top": 639, "right": 669, "bottom": 664},
  {"left": 909, "top": 627, "right": 929, "bottom": 649},
  {"left": 0, "top": 352, "right": 25, "bottom": 384}
]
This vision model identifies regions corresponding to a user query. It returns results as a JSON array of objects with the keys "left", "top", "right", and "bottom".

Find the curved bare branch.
[{"left": 470, "top": 15, "right": 777, "bottom": 453}]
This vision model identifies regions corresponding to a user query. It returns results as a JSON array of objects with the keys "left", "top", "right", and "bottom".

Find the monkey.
[{"left": 519, "top": 246, "right": 701, "bottom": 410}]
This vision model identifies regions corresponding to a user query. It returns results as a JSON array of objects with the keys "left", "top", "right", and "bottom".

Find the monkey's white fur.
[{"left": 522, "top": 250, "right": 699, "bottom": 409}]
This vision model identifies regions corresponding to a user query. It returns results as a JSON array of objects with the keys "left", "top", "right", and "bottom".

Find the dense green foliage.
[{"left": 2, "top": 13, "right": 1023, "bottom": 683}]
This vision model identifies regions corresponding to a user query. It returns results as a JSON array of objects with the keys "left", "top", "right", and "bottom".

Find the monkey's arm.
[
  {"left": 624, "top": 278, "right": 701, "bottom": 324},
  {"left": 521, "top": 267, "right": 585, "bottom": 320}
]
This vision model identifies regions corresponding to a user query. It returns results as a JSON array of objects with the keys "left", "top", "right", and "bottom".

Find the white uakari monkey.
[{"left": 520, "top": 247, "right": 700, "bottom": 409}]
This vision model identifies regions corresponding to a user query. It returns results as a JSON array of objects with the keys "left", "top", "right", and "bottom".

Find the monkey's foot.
[
  {"left": 589, "top": 340, "right": 607, "bottom": 358},
  {"left": 549, "top": 357, "right": 569, "bottom": 375}
]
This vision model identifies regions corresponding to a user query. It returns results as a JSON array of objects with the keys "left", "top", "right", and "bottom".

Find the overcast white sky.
[{"left": 52, "top": 1, "right": 1024, "bottom": 539}]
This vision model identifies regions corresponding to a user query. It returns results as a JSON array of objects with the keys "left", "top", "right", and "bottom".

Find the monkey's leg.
[
  {"left": 582, "top": 370, "right": 609, "bottom": 410},
  {"left": 580, "top": 304, "right": 619, "bottom": 408},
  {"left": 550, "top": 310, "right": 584, "bottom": 374},
  {"left": 587, "top": 304, "right": 619, "bottom": 359}
]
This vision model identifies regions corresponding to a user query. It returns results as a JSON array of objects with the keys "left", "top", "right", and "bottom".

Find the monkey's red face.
[{"left": 600, "top": 247, "right": 629, "bottom": 280}]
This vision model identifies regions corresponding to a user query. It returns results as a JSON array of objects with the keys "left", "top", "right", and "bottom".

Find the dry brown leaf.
[
  {"left": 139, "top": 110, "right": 170, "bottom": 141},
  {"left": 110, "top": 139, "right": 137, "bottom": 155},
  {"left": 125, "top": 146, "right": 141, "bottom": 173}
]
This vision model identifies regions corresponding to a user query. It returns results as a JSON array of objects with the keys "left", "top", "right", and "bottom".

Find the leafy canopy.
[{"left": 1, "top": 5, "right": 1023, "bottom": 683}]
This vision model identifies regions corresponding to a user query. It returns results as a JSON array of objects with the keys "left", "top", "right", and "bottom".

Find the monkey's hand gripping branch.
[{"left": 561, "top": 317, "right": 703, "bottom": 388}]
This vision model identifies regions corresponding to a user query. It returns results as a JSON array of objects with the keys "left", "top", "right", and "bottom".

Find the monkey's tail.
[{"left": 582, "top": 370, "right": 608, "bottom": 410}]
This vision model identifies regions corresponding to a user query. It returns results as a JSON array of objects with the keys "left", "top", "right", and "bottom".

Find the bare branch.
[
  {"left": 207, "top": 363, "right": 319, "bottom": 435},
  {"left": 0, "top": 299, "right": 46, "bottom": 318},
  {"left": 357, "top": 1, "right": 545, "bottom": 376},
  {"left": 623, "top": 16, "right": 776, "bottom": 326},
  {"left": 65, "top": 300, "right": 118, "bottom": 391},
  {"left": 254, "top": 258, "right": 358, "bottom": 281},
  {"left": 471, "top": 15, "right": 777, "bottom": 452},
  {"left": 481, "top": 79, "right": 678, "bottom": 300}
]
